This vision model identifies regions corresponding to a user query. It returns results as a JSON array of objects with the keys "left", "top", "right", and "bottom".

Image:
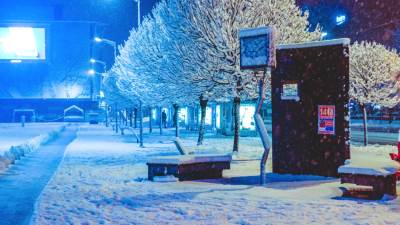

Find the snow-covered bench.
[
  {"left": 338, "top": 159, "right": 400, "bottom": 198},
  {"left": 147, "top": 154, "right": 232, "bottom": 181}
]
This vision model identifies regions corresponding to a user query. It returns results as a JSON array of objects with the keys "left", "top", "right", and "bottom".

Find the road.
[{"left": 350, "top": 130, "right": 398, "bottom": 145}]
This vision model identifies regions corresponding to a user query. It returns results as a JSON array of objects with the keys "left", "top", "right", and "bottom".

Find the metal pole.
[
  {"left": 255, "top": 69, "right": 272, "bottom": 185},
  {"left": 138, "top": 0, "right": 141, "bottom": 26}
]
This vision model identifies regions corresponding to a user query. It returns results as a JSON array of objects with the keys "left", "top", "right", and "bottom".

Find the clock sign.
[{"left": 239, "top": 27, "right": 276, "bottom": 70}]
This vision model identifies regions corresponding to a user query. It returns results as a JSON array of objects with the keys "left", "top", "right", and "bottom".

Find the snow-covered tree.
[
  {"left": 180, "top": 0, "right": 321, "bottom": 151},
  {"left": 350, "top": 41, "right": 400, "bottom": 145},
  {"left": 104, "top": 0, "right": 322, "bottom": 150}
]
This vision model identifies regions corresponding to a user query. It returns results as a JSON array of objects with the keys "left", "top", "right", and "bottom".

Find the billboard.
[{"left": 0, "top": 27, "right": 46, "bottom": 60}]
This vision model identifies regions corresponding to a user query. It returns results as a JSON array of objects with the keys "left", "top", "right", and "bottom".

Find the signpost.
[{"left": 239, "top": 27, "right": 276, "bottom": 184}]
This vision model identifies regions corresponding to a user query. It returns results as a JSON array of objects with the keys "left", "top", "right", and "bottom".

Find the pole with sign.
[{"left": 239, "top": 26, "right": 276, "bottom": 185}]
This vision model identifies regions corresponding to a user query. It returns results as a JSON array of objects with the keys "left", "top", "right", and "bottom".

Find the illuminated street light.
[
  {"left": 93, "top": 37, "right": 116, "bottom": 60},
  {"left": 88, "top": 69, "right": 96, "bottom": 76},
  {"left": 94, "top": 37, "right": 102, "bottom": 42},
  {"left": 90, "top": 58, "right": 107, "bottom": 71}
]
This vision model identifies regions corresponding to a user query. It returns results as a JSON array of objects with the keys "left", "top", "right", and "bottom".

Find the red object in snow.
[
  {"left": 389, "top": 130, "right": 400, "bottom": 180},
  {"left": 398, "top": 129, "right": 400, "bottom": 155}
]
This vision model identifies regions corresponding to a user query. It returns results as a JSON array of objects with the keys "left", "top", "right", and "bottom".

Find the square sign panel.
[
  {"left": 318, "top": 105, "right": 335, "bottom": 135},
  {"left": 0, "top": 27, "right": 46, "bottom": 60},
  {"left": 239, "top": 26, "right": 276, "bottom": 70},
  {"left": 281, "top": 81, "right": 299, "bottom": 101}
]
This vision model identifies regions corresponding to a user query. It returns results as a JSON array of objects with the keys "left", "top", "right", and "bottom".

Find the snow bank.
[
  {"left": 0, "top": 125, "right": 66, "bottom": 173},
  {"left": 339, "top": 145, "right": 400, "bottom": 176}
]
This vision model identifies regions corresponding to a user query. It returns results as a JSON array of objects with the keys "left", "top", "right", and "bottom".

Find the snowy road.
[{"left": 0, "top": 126, "right": 77, "bottom": 225}]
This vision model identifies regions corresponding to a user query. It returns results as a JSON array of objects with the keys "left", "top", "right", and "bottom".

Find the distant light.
[
  {"left": 88, "top": 69, "right": 95, "bottom": 75},
  {"left": 67, "top": 85, "right": 82, "bottom": 98},
  {"left": 10, "top": 59, "right": 22, "bottom": 63},
  {"left": 321, "top": 32, "right": 328, "bottom": 39},
  {"left": 336, "top": 15, "right": 346, "bottom": 26},
  {"left": 94, "top": 37, "right": 102, "bottom": 42},
  {"left": 100, "top": 91, "right": 105, "bottom": 98},
  {"left": 90, "top": 58, "right": 96, "bottom": 63}
]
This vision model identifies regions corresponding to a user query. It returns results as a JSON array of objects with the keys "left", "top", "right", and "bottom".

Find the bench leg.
[{"left": 373, "top": 175, "right": 397, "bottom": 197}]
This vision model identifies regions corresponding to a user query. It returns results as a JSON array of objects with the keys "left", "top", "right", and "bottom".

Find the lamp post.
[
  {"left": 90, "top": 58, "right": 107, "bottom": 72},
  {"left": 88, "top": 69, "right": 95, "bottom": 100},
  {"left": 94, "top": 37, "right": 117, "bottom": 60},
  {"left": 88, "top": 69, "right": 104, "bottom": 100},
  {"left": 133, "top": 0, "right": 141, "bottom": 26}
]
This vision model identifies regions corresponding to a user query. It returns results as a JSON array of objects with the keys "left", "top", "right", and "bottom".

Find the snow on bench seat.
[
  {"left": 147, "top": 154, "right": 232, "bottom": 181},
  {"left": 338, "top": 158, "right": 400, "bottom": 177}
]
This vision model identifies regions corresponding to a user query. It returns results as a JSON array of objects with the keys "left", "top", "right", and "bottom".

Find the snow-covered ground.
[
  {"left": 31, "top": 125, "right": 400, "bottom": 225},
  {"left": 0, "top": 123, "right": 67, "bottom": 154}
]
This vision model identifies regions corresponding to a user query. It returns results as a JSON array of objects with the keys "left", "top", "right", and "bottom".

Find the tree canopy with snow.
[
  {"left": 350, "top": 41, "right": 400, "bottom": 108},
  {"left": 104, "top": 0, "right": 322, "bottom": 148}
]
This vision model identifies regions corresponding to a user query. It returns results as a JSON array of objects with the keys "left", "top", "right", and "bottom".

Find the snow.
[
  {"left": 339, "top": 145, "right": 400, "bottom": 176},
  {"left": 0, "top": 123, "right": 66, "bottom": 154},
  {"left": 30, "top": 125, "right": 400, "bottom": 225},
  {"left": 147, "top": 154, "right": 232, "bottom": 165},
  {"left": 0, "top": 123, "right": 66, "bottom": 173},
  {"left": 239, "top": 27, "right": 274, "bottom": 38},
  {"left": 277, "top": 38, "right": 351, "bottom": 50}
]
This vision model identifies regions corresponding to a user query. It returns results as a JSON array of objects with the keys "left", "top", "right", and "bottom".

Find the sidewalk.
[{"left": 0, "top": 126, "right": 77, "bottom": 225}]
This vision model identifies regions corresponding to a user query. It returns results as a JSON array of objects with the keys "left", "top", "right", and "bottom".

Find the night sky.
[{"left": 0, "top": 0, "right": 160, "bottom": 45}]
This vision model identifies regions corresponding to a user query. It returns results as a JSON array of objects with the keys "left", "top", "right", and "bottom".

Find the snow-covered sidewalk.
[
  {"left": 32, "top": 125, "right": 400, "bottom": 225},
  {"left": 0, "top": 126, "right": 77, "bottom": 225}
]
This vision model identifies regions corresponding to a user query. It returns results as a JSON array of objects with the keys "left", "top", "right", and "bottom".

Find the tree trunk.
[
  {"left": 173, "top": 104, "right": 179, "bottom": 137},
  {"left": 105, "top": 106, "right": 109, "bottom": 127},
  {"left": 134, "top": 108, "right": 138, "bottom": 128},
  {"left": 197, "top": 96, "right": 208, "bottom": 145},
  {"left": 129, "top": 109, "right": 133, "bottom": 127},
  {"left": 115, "top": 108, "right": 119, "bottom": 134},
  {"left": 139, "top": 102, "right": 144, "bottom": 147},
  {"left": 233, "top": 97, "right": 241, "bottom": 152},
  {"left": 159, "top": 106, "right": 163, "bottom": 135},
  {"left": 361, "top": 104, "right": 368, "bottom": 146},
  {"left": 149, "top": 107, "right": 153, "bottom": 133}
]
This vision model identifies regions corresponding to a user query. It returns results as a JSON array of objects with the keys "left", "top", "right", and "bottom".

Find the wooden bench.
[
  {"left": 338, "top": 164, "right": 398, "bottom": 198},
  {"left": 147, "top": 154, "right": 232, "bottom": 181}
]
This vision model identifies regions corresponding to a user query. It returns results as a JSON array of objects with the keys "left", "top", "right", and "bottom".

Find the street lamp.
[
  {"left": 88, "top": 69, "right": 96, "bottom": 76},
  {"left": 90, "top": 58, "right": 107, "bottom": 72},
  {"left": 88, "top": 69, "right": 104, "bottom": 100},
  {"left": 93, "top": 37, "right": 117, "bottom": 60}
]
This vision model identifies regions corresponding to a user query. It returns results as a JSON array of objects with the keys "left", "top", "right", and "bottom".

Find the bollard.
[{"left": 21, "top": 115, "right": 26, "bottom": 127}]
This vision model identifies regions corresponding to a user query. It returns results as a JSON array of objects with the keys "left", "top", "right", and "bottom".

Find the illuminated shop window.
[
  {"left": 240, "top": 105, "right": 256, "bottom": 130},
  {"left": 179, "top": 107, "right": 188, "bottom": 124},
  {"left": 198, "top": 107, "right": 212, "bottom": 125},
  {"left": 216, "top": 105, "right": 221, "bottom": 129}
]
